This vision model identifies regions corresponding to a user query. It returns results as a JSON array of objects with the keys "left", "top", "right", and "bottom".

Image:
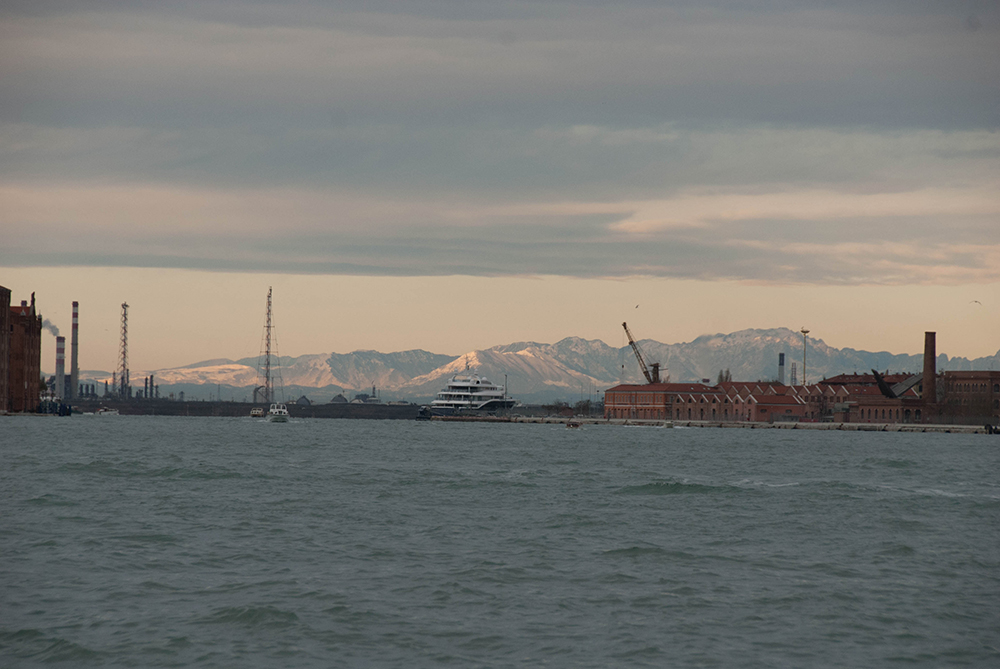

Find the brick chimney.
[{"left": 922, "top": 332, "right": 936, "bottom": 405}]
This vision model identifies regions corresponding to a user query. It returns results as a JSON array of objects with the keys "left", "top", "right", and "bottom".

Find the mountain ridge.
[{"left": 83, "top": 328, "right": 1000, "bottom": 403}]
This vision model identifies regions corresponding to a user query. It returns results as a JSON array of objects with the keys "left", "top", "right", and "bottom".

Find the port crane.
[{"left": 622, "top": 322, "right": 661, "bottom": 384}]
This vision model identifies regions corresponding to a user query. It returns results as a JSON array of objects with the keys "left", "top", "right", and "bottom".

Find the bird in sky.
[{"left": 970, "top": 300, "right": 982, "bottom": 305}]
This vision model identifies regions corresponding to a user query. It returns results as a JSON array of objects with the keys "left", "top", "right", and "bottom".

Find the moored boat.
[{"left": 429, "top": 372, "right": 515, "bottom": 414}]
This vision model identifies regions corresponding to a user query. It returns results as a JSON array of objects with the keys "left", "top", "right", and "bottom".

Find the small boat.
[
  {"left": 250, "top": 407, "right": 265, "bottom": 418},
  {"left": 566, "top": 421, "right": 581, "bottom": 429},
  {"left": 95, "top": 407, "right": 120, "bottom": 416},
  {"left": 267, "top": 403, "right": 289, "bottom": 422}
]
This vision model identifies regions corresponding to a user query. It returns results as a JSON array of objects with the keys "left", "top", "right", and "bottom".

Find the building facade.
[
  {"left": 7, "top": 293, "right": 43, "bottom": 413},
  {"left": 0, "top": 286, "right": 10, "bottom": 413}
]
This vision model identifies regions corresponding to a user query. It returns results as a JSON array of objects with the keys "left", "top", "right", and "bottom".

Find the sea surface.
[{"left": 1, "top": 416, "right": 998, "bottom": 667}]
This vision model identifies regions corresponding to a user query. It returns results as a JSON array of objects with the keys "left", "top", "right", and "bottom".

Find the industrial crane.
[{"left": 622, "top": 322, "right": 661, "bottom": 384}]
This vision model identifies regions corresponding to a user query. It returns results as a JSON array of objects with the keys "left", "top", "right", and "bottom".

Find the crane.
[{"left": 622, "top": 322, "right": 661, "bottom": 384}]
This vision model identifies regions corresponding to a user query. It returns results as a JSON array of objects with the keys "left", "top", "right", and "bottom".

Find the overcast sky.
[{"left": 1, "top": 1, "right": 998, "bottom": 370}]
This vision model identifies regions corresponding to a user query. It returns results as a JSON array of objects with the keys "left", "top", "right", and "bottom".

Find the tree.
[{"left": 544, "top": 400, "right": 571, "bottom": 416}]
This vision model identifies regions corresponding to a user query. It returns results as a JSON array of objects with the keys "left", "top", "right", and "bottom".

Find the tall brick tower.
[
  {"left": 922, "top": 331, "right": 936, "bottom": 421},
  {"left": 70, "top": 301, "right": 79, "bottom": 400}
]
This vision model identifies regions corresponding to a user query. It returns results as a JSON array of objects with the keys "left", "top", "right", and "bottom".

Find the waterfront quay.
[
  {"left": 432, "top": 415, "right": 996, "bottom": 434},
  {"left": 60, "top": 399, "right": 419, "bottom": 419}
]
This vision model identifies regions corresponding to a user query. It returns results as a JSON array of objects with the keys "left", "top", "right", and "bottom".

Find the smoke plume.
[{"left": 42, "top": 319, "right": 60, "bottom": 336}]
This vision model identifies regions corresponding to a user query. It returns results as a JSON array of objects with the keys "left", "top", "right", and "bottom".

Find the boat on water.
[
  {"left": 249, "top": 407, "right": 265, "bottom": 418},
  {"left": 95, "top": 407, "right": 120, "bottom": 416},
  {"left": 267, "top": 403, "right": 289, "bottom": 422},
  {"left": 428, "top": 372, "right": 515, "bottom": 415}
]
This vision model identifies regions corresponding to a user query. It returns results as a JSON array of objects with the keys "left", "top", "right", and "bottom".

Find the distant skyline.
[
  {"left": 3, "top": 267, "right": 997, "bottom": 376},
  {"left": 2, "top": 2, "right": 998, "bottom": 371}
]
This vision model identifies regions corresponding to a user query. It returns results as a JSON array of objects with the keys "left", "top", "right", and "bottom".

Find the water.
[{"left": 2, "top": 417, "right": 999, "bottom": 667}]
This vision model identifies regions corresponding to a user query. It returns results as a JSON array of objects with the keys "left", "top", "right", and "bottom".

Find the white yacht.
[
  {"left": 267, "top": 402, "right": 289, "bottom": 422},
  {"left": 429, "top": 373, "right": 515, "bottom": 414}
]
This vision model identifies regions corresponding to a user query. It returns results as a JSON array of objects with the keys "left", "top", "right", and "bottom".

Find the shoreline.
[{"left": 432, "top": 415, "right": 997, "bottom": 434}]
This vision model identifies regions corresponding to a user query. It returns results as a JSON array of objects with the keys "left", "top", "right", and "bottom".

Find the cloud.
[{"left": 1, "top": 1, "right": 998, "bottom": 285}]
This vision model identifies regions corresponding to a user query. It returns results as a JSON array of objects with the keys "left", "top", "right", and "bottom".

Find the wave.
[
  {"left": 59, "top": 460, "right": 248, "bottom": 480},
  {"left": 602, "top": 546, "right": 669, "bottom": 557},
  {"left": 617, "top": 480, "right": 744, "bottom": 495},
  {"left": 200, "top": 605, "right": 300, "bottom": 629},
  {"left": 25, "top": 494, "right": 78, "bottom": 507},
  {"left": 0, "top": 628, "right": 102, "bottom": 663}
]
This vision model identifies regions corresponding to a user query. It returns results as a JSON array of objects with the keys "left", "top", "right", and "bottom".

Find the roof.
[
  {"left": 821, "top": 373, "right": 912, "bottom": 385},
  {"left": 751, "top": 394, "right": 806, "bottom": 405},
  {"left": 606, "top": 383, "right": 717, "bottom": 393}
]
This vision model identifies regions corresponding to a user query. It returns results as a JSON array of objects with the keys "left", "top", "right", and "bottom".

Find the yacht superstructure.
[{"left": 429, "top": 373, "right": 515, "bottom": 413}]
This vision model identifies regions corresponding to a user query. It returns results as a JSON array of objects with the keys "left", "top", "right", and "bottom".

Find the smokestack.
[
  {"left": 778, "top": 353, "right": 786, "bottom": 385},
  {"left": 70, "top": 301, "right": 79, "bottom": 400},
  {"left": 55, "top": 336, "right": 66, "bottom": 399},
  {"left": 923, "top": 332, "right": 936, "bottom": 406}
]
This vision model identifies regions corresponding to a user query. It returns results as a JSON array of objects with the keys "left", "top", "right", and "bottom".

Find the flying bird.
[
  {"left": 635, "top": 304, "right": 639, "bottom": 308},
  {"left": 970, "top": 300, "right": 982, "bottom": 305}
]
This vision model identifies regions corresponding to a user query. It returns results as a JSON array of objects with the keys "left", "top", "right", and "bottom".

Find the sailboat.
[{"left": 252, "top": 287, "right": 289, "bottom": 422}]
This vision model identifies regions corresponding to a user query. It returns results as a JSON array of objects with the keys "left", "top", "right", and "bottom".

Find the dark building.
[
  {"left": 0, "top": 286, "right": 10, "bottom": 412},
  {"left": 7, "top": 292, "right": 43, "bottom": 413},
  {"left": 939, "top": 371, "right": 1000, "bottom": 425}
]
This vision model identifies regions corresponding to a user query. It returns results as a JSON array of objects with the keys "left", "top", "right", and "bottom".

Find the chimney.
[
  {"left": 70, "top": 301, "right": 79, "bottom": 401},
  {"left": 55, "top": 336, "right": 66, "bottom": 399},
  {"left": 923, "top": 331, "right": 936, "bottom": 406},
  {"left": 778, "top": 353, "right": 786, "bottom": 385}
]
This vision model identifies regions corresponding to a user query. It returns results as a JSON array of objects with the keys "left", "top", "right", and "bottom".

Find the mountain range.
[{"left": 81, "top": 328, "right": 1000, "bottom": 404}]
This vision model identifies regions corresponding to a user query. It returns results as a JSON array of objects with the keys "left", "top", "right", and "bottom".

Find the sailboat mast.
[{"left": 265, "top": 287, "right": 272, "bottom": 404}]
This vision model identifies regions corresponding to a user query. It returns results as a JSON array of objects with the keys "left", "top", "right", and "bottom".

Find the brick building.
[
  {"left": 7, "top": 292, "right": 43, "bottom": 413},
  {"left": 0, "top": 286, "right": 9, "bottom": 412},
  {"left": 938, "top": 371, "right": 1000, "bottom": 425},
  {"left": 604, "top": 332, "right": 996, "bottom": 426}
]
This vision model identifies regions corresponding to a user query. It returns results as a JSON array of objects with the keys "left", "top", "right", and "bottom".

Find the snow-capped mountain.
[{"left": 135, "top": 328, "right": 1000, "bottom": 403}]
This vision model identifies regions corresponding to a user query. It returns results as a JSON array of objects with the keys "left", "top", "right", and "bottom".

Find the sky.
[{"left": 1, "top": 0, "right": 998, "bottom": 373}]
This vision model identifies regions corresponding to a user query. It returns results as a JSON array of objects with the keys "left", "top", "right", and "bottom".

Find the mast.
[
  {"left": 119, "top": 302, "right": 129, "bottom": 398},
  {"left": 264, "top": 287, "right": 272, "bottom": 404},
  {"left": 800, "top": 327, "right": 810, "bottom": 386}
]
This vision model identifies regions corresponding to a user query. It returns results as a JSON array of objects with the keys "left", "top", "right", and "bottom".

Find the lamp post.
[{"left": 800, "top": 327, "right": 810, "bottom": 386}]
